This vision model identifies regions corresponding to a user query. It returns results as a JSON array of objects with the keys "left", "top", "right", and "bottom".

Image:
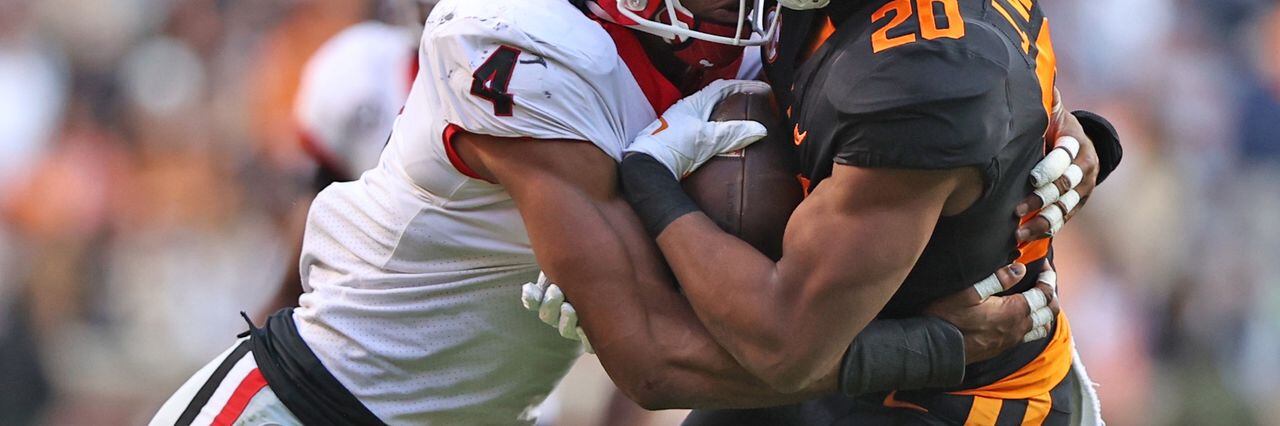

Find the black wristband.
[
  {"left": 1071, "top": 110, "right": 1123, "bottom": 185},
  {"left": 619, "top": 153, "right": 701, "bottom": 236},
  {"left": 838, "top": 317, "right": 966, "bottom": 396}
]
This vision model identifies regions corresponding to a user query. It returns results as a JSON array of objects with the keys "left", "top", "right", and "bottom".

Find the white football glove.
[
  {"left": 778, "top": 0, "right": 829, "bottom": 10},
  {"left": 625, "top": 79, "right": 771, "bottom": 179},
  {"left": 520, "top": 272, "right": 593, "bottom": 353}
]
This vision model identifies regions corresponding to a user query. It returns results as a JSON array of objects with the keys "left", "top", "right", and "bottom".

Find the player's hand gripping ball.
[
  {"left": 625, "top": 79, "right": 772, "bottom": 179},
  {"left": 526, "top": 83, "right": 801, "bottom": 349}
]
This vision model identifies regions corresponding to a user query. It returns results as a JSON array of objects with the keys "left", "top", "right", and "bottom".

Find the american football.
[{"left": 683, "top": 91, "right": 803, "bottom": 260}]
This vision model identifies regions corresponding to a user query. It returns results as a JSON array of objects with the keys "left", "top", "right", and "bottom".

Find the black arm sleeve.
[
  {"left": 839, "top": 317, "right": 966, "bottom": 396},
  {"left": 620, "top": 153, "right": 701, "bottom": 236},
  {"left": 1071, "top": 110, "right": 1122, "bottom": 185}
]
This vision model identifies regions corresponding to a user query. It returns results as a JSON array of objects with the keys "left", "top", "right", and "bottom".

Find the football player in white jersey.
[{"left": 151, "top": 0, "right": 1084, "bottom": 424}]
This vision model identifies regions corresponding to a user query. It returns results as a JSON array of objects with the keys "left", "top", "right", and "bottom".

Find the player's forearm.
[
  {"left": 640, "top": 341, "right": 837, "bottom": 409},
  {"left": 619, "top": 153, "right": 803, "bottom": 355},
  {"left": 568, "top": 198, "right": 837, "bottom": 408},
  {"left": 656, "top": 215, "right": 787, "bottom": 345},
  {"left": 656, "top": 213, "right": 859, "bottom": 392},
  {"left": 547, "top": 169, "right": 964, "bottom": 401},
  {"left": 615, "top": 292, "right": 836, "bottom": 409},
  {"left": 623, "top": 154, "right": 955, "bottom": 392},
  {"left": 656, "top": 220, "right": 968, "bottom": 397},
  {"left": 502, "top": 176, "right": 824, "bottom": 407},
  {"left": 652, "top": 216, "right": 967, "bottom": 397},
  {"left": 469, "top": 135, "right": 834, "bottom": 408},
  {"left": 623, "top": 152, "right": 866, "bottom": 391}
]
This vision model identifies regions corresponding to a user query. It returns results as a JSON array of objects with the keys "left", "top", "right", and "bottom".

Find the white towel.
[{"left": 1070, "top": 339, "right": 1105, "bottom": 426}]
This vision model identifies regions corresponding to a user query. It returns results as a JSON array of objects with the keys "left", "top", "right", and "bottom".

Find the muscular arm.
[
  {"left": 637, "top": 104, "right": 1113, "bottom": 393},
  {"left": 453, "top": 131, "right": 832, "bottom": 409},
  {"left": 645, "top": 160, "right": 979, "bottom": 393}
]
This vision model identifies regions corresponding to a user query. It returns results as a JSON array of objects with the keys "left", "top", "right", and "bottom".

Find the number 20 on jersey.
[{"left": 872, "top": 0, "right": 966, "bottom": 53}]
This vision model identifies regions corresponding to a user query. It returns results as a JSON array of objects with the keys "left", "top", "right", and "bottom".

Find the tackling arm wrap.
[{"left": 621, "top": 155, "right": 970, "bottom": 396}]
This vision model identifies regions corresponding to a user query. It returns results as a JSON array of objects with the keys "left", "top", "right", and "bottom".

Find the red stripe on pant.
[{"left": 212, "top": 369, "right": 268, "bottom": 426}]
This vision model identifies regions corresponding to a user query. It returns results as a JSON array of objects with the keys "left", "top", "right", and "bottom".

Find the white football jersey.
[
  {"left": 294, "top": 22, "right": 415, "bottom": 180},
  {"left": 292, "top": 0, "right": 671, "bottom": 423}
]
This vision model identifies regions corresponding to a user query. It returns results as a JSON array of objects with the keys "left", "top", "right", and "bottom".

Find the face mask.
[
  {"left": 591, "top": 0, "right": 774, "bottom": 46},
  {"left": 668, "top": 17, "right": 747, "bottom": 71},
  {"left": 588, "top": 0, "right": 748, "bottom": 87}
]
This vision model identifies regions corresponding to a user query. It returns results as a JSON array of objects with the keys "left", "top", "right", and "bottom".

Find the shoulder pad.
[
  {"left": 420, "top": 0, "right": 631, "bottom": 159},
  {"left": 830, "top": 20, "right": 1013, "bottom": 116},
  {"left": 806, "top": 19, "right": 1018, "bottom": 170}
]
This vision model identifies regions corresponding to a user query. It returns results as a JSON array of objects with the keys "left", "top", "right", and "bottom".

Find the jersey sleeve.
[
  {"left": 823, "top": 33, "right": 1014, "bottom": 170},
  {"left": 423, "top": 14, "right": 627, "bottom": 160}
]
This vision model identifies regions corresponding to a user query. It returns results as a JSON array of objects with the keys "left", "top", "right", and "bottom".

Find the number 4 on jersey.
[{"left": 470, "top": 46, "right": 522, "bottom": 116}]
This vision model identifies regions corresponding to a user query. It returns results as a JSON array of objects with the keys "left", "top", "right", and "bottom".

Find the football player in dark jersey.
[{"left": 617, "top": 0, "right": 1121, "bottom": 424}]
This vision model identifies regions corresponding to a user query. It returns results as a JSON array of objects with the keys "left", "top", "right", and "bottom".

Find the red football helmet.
[{"left": 587, "top": 0, "right": 777, "bottom": 47}]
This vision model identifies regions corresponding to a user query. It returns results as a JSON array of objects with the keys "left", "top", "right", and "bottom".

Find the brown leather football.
[{"left": 681, "top": 91, "right": 804, "bottom": 260}]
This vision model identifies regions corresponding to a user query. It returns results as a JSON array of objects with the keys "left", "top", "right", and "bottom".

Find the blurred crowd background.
[{"left": 0, "top": 0, "right": 1277, "bottom": 425}]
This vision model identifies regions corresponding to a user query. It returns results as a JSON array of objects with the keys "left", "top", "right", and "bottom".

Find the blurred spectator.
[
  {"left": 0, "top": 0, "right": 67, "bottom": 423},
  {"left": 0, "top": 0, "right": 66, "bottom": 198},
  {"left": 1239, "top": 4, "right": 1280, "bottom": 162}
]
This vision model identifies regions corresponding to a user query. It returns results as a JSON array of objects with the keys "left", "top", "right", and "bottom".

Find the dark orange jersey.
[{"left": 765, "top": 0, "right": 1069, "bottom": 397}]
